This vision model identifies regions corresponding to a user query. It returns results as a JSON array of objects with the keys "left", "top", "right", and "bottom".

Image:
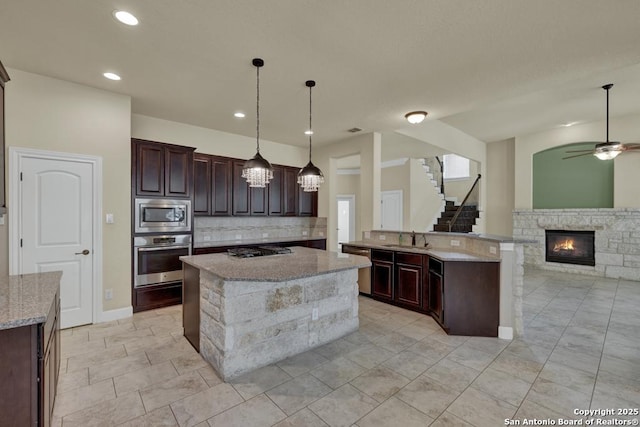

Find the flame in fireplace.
[{"left": 553, "top": 239, "right": 575, "bottom": 252}]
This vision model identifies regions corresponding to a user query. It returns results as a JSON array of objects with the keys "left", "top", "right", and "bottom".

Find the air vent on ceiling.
[{"left": 347, "top": 127, "right": 362, "bottom": 133}]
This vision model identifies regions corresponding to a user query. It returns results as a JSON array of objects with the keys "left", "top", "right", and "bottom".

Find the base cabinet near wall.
[{"left": 0, "top": 296, "right": 60, "bottom": 426}]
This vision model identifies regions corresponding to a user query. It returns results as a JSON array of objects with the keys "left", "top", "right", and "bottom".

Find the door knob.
[{"left": 75, "top": 249, "right": 90, "bottom": 255}]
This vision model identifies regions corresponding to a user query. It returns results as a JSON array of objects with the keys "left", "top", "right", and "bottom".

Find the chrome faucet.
[{"left": 411, "top": 231, "right": 416, "bottom": 246}]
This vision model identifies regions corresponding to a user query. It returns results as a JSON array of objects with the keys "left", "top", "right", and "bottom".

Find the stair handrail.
[
  {"left": 435, "top": 156, "right": 444, "bottom": 195},
  {"left": 448, "top": 173, "right": 481, "bottom": 232}
]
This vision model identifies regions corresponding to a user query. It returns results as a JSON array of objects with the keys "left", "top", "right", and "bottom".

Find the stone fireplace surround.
[{"left": 513, "top": 208, "right": 640, "bottom": 281}]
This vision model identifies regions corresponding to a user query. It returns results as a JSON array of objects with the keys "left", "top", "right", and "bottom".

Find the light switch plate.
[
  {"left": 105, "top": 213, "right": 114, "bottom": 224},
  {"left": 450, "top": 239, "right": 460, "bottom": 247},
  {"left": 489, "top": 246, "right": 497, "bottom": 254}
]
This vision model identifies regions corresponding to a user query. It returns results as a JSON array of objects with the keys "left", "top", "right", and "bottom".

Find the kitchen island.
[{"left": 180, "top": 246, "right": 370, "bottom": 380}]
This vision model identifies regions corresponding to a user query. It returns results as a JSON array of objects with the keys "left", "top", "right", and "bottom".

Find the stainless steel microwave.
[{"left": 134, "top": 198, "right": 191, "bottom": 233}]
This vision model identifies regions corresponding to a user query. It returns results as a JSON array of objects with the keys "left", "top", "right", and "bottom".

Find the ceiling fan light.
[
  {"left": 405, "top": 111, "right": 427, "bottom": 124},
  {"left": 593, "top": 142, "right": 623, "bottom": 160},
  {"left": 594, "top": 150, "right": 621, "bottom": 160}
]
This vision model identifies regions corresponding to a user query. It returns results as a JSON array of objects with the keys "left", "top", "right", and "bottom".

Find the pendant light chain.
[
  {"left": 605, "top": 84, "right": 609, "bottom": 142},
  {"left": 308, "top": 83, "right": 313, "bottom": 162},
  {"left": 256, "top": 64, "right": 260, "bottom": 153},
  {"left": 297, "top": 79, "right": 324, "bottom": 192},
  {"left": 242, "top": 58, "right": 273, "bottom": 187}
]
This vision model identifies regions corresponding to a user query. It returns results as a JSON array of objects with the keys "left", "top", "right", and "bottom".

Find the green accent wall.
[{"left": 533, "top": 143, "right": 613, "bottom": 208}]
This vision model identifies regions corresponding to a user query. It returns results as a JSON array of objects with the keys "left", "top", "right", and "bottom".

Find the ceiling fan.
[{"left": 563, "top": 83, "right": 640, "bottom": 160}]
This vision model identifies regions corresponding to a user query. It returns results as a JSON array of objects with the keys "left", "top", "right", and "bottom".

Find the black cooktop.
[{"left": 227, "top": 246, "right": 292, "bottom": 258}]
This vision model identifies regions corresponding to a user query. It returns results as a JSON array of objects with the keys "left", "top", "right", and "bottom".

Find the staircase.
[{"left": 433, "top": 200, "right": 480, "bottom": 232}]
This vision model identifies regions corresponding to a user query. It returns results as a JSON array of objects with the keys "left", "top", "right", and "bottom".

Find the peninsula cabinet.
[
  {"left": 430, "top": 258, "right": 500, "bottom": 337},
  {"left": 132, "top": 138, "right": 195, "bottom": 199}
]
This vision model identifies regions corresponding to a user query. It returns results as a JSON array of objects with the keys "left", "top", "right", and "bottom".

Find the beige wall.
[
  {"left": 316, "top": 132, "right": 381, "bottom": 250},
  {"left": 409, "top": 158, "right": 445, "bottom": 232},
  {"left": 3, "top": 69, "right": 131, "bottom": 312},
  {"left": 486, "top": 138, "right": 515, "bottom": 236},
  {"left": 381, "top": 162, "right": 410, "bottom": 228},
  {"left": 443, "top": 159, "right": 480, "bottom": 203},
  {"left": 397, "top": 119, "right": 488, "bottom": 230},
  {"left": 514, "top": 113, "right": 640, "bottom": 209},
  {"left": 132, "top": 114, "right": 308, "bottom": 168}
]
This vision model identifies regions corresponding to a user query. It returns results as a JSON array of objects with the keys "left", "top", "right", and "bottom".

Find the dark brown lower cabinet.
[
  {"left": 367, "top": 248, "right": 500, "bottom": 337},
  {"left": 371, "top": 249, "right": 394, "bottom": 300},
  {"left": 0, "top": 296, "right": 60, "bottom": 426},
  {"left": 183, "top": 264, "right": 200, "bottom": 352},
  {"left": 395, "top": 263, "right": 422, "bottom": 310},
  {"left": 438, "top": 261, "right": 500, "bottom": 336},
  {"left": 133, "top": 282, "right": 182, "bottom": 313}
]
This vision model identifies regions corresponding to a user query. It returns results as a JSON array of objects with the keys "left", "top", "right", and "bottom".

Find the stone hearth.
[{"left": 513, "top": 209, "right": 640, "bottom": 281}]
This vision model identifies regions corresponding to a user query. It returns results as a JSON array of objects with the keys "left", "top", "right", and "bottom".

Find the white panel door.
[
  {"left": 336, "top": 195, "right": 355, "bottom": 251},
  {"left": 20, "top": 157, "right": 94, "bottom": 328},
  {"left": 381, "top": 190, "right": 403, "bottom": 230}
]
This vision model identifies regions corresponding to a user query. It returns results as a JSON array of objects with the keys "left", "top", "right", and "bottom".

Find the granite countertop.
[
  {"left": 0, "top": 271, "right": 62, "bottom": 330},
  {"left": 370, "top": 230, "right": 535, "bottom": 244},
  {"left": 342, "top": 241, "right": 500, "bottom": 262},
  {"left": 181, "top": 246, "right": 371, "bottom": 282},
  {"left": 194, "top": 235, "right": 326, "bottom": 249}
]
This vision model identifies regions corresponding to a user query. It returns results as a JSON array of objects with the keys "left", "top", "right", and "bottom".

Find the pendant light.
[
  {"left": 298, "top": 80, "right": 324, "bottom": 192},
  {"left": 242, "top": 58, "right": 274, "bottom": 187}
]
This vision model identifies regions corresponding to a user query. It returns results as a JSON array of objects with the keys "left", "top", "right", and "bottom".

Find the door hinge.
[
  {"left": 20, "top": 172, "right": 23, "bottom": 181},
  {"left": 20, "top": 238, "right": 23, "bottom": 248}
]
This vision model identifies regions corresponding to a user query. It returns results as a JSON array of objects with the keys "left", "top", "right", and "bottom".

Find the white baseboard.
[
  {"left": 498, "top": 326, "right": 514, "bottom": 340},
  {"left": 99, "top": 306, "right": 133, "bottom": 323}
]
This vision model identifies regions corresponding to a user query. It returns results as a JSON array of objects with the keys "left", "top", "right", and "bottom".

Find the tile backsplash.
[{"left": 194, "top": 217, "right": 327, "bottom": 244}]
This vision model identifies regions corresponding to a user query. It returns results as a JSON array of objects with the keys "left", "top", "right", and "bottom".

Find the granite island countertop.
[
  {"left": 343, "top": 241, "right": 501, "bottom": 262},
  {"left": 194, "top": 235, "right": 326, "bottom": 249},
  {"left": 0, "top": 271, "right": 62, "bottom": 330},
  {"left": 181, "top": 246, "right": 371, "bottom": 281}
]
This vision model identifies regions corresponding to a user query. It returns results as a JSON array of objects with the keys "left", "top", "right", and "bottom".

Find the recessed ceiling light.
[
  {"left": 234, "top": 112, "right": 246, "bottom": 118},
  {"left": 103, "top": 72, "right": 121, "bottom": 81},
  {"left": 304, "top": 130, "right": 313, "bottom": 135},
  {"left": 113, "top": 10, "right": 139, "bottom": 26}
]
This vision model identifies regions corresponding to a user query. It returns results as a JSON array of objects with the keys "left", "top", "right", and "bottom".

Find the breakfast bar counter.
[{"left": 181, "top": 247, "right": 370, "bottom": 380}]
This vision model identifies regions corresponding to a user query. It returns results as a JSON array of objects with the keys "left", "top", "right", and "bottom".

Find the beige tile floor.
[{"left": 53, "top": 268, "right": 640, "bottom": 426}]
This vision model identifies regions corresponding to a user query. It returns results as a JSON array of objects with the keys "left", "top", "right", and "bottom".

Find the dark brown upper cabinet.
[
  {"left": 193, "top": 154, "right": 232, "bottom": 216},
  {"left": 197, "top": 155, "right": 316, "bottom": 218},
  {"left": 298, "top": 185, "right": 318, "bottom": 217},
  {"left": 193, "top": 154, "right": 211, "bottom": 215},
  {"left": 283, "top": 167, "right": 298, "bottom": 216},
  {"left": 132, "top": 139, "right": 195, "bottom": 199},
  {"left": 268, "top": 166, "right": 284, "bottom": 216}
]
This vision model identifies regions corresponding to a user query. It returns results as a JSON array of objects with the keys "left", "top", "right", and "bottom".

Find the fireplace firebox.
[{"left": 545, "top": 230, "right": 595, "bottom": 266}]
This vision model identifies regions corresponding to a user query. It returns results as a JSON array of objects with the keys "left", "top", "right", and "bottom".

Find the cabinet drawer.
[
  {"left": 371, "top": 249, "right": 394, "bottom": 262},
  {"left": 396, "top": 252, "right": 422, "bottom": 266}
]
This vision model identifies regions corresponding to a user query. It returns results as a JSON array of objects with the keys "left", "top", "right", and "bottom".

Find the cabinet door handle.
[{"left": 75, "top": 249, "right": 90, "bottom": 255}]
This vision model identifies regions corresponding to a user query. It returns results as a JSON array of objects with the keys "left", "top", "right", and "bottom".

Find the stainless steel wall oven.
[{"left": 133, "top": 234, "right": 192, "bottom": 288}]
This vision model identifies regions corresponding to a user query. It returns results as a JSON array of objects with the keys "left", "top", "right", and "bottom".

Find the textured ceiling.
[{"left": 2, "top": 0, "right": 640, "bottom": 147}]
